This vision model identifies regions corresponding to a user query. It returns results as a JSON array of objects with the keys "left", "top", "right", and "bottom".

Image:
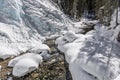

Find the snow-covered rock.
[
  {"left": 27, "top": 43, "right": 51, "bottom": 60},
  {"left": 63, "top": 31, "right": 79, "bottom": 42},
  {"left": 56, "top": 31, "right": 120, "bottom": 80},
  {"left": 8, "top": 53, "right": 43, "bottom": 77},
  {"left": 40, "top": 51, "right": 51, "bottom": 60},
  {"left": 28, "top": 43, "right": 50, "bottom": 54}
]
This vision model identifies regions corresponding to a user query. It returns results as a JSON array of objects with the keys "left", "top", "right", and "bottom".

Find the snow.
[
  {"left": 0, "top": 46, "right": 19, "bottom": 60},
  {"left": 94, "top": 8, "right": 120, "bottom": 43},
  {"left": 46, "top": 34, "right": 60, "bottom": 40},
  {"left": 114, "top": 75, "right": 120, "bottom": 80},
  {"left": 56, "top": 31, "right": 120, "bottom": 80},
  {"left": 63, "top": 31, "right": 79, "bottom": 42},
  {"left": 0, "top": 0, "right": 81, "bottom": 78},
  {"left": 0, "top": 20, "right": 43, "bottom": 59},
  {"left": 0, "top": 65, "right": 2, "bottom": 71},
  {"left": 28, "top": 43, "right": 50, "bottom": 54},
  {"left": 8, "top": 53, "right": 43, "bottom": 77}
]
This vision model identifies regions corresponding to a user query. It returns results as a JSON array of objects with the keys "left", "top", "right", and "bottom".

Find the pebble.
[
  {"left": 31, "top": 73, "right": 39, "bottom": 78},
  {"left": 49, "top": 59, "right": 56, "bottom": 64}
]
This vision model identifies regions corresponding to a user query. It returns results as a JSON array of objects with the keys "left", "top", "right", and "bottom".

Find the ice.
[
  {"left": 0, "top": 0, "right": 24, "bottom": 24},
  {"left": 21, "top": 0, "right": 74, "bottom": 36}
]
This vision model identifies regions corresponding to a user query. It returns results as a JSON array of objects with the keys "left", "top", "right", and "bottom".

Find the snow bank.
[
  {"left": 56, "top": 31, "right": 120, "bottom": 80},
  {"left": 8, "top": 53, "right": 43, "bottom": 77},
  {"left": 0, "top": 22, "right": 45, "bottom": 59},
  {"left": 0, "top": 46, "right": 19, "bottom": 60}
]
